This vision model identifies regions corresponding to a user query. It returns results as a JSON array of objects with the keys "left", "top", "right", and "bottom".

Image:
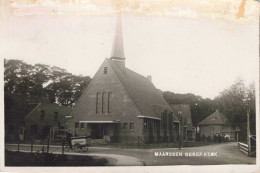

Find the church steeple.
[{"left": 110, "top": 13, "right": 125, "bottom": 62}]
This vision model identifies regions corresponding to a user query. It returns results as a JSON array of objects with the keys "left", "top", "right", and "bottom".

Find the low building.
[
  {"left": 198, "top": 109, "right": 235, "bottom": 141},
  {"left": 170, "top": 104, "right": 195, "bottom": 141},
  {"left": 23, "top": 103, "right": 72, "bottom": 141}
]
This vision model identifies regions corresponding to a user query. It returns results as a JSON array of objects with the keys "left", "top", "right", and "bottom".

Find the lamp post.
[{"left": 234, "top": 127, "right": 240, "bottom": 143}]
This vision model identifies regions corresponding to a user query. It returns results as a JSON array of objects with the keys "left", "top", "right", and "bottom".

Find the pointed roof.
[
  {"left": 198, "top": 109, "right": 229, "bottom": 125},
  {"left": 111, "top": 13, "right": 125, "bottom": 60},
  {"left": 107, "top": 59, "right": 178, "bottom": 121}
]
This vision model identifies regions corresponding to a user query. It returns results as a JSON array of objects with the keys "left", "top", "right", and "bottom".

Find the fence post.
[
  {"left": 247, "top": 109, "right": 251, "bottom": 157},
  {"left": 62, "top": 138, "right": 65, "bottom": 155},
  {"left": 31, "top": 138, "right": 33, "bottom": 153},
  {"left": 17, "top": 139, "right": 20, "bottom": 152},
  {"left": 42, "top": 146, "right": 45, "bottom": 153},
  {"left": 47, "top": 138, "right": 50, "bottom": 154},
  {"left": 138, "top": 136, "right": 139, "bottom": 148}
]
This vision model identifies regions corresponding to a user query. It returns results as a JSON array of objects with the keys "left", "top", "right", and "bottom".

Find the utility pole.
[{"left": 247, "top": 108, "right": 251, "bottom": 156}]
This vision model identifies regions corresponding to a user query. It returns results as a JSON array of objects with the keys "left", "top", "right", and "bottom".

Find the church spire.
[{"left": 110, "top": 13, "right": 125, "bottom": 61}]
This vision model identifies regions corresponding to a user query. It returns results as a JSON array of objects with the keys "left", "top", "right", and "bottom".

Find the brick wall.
[{"left": 68, "top": 59, "right": 143, "bottom": 142}]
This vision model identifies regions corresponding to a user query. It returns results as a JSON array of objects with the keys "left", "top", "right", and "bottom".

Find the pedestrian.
[
  {"left": 218, "top": 134, "right": 221, "bottom": 143},
  {"left": 214, "top": 134, "right": 217, "bottom": 143}
]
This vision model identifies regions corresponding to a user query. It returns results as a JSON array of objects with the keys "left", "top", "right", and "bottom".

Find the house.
[
  {"left": 67, "top": 14, "right": 180, "bottom": 144},
  {"left": 170, "top": 104, "right": 195, "bottom": 141},
  {"left": 198, "top": 109, "right": 235, "bottom": 141},
  {"left": 23, "top": 103, "right": 72, "bottom": 141}
]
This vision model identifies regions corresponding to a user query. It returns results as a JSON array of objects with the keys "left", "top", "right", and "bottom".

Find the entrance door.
[
  {"left": 112, "top": 124, "right": 119, "bottom": 142},
  {"left": 90, "top": 124, "right": 102, "bottom": 139}
]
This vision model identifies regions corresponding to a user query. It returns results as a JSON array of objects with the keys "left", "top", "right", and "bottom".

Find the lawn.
[{"left": 5, "top": 150, "right": 110, "bottom": 166}]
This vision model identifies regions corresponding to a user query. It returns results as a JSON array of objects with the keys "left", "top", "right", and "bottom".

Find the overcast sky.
[{"left": 0, "top": 0, "right": 259, "bottom": 99}]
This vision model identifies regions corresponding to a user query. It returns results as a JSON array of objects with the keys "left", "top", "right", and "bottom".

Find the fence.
[
  {"left": 238, "top": 135, "right": 256, "bottom": 156},
  {"left": 238, "top": 142, "right": 248, "bottom": 155}
]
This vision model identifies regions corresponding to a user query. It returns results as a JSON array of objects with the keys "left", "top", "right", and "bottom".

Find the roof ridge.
[
  {"left": 24, "top": 103, "right": 41, "bottom": 120},
  {"left": 69, "top": 59, "right": 107, "bottom": 117},
  {"left": 107, "top": 59, "right": 144, "bottom": 115}
]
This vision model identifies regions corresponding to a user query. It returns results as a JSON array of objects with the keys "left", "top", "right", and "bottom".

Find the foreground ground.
[{"left": 6, "top": 142, "right": 255, "bottom": 166}]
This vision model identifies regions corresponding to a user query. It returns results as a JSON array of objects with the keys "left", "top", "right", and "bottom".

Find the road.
[{"left": 6, "top": 142, "right": 255, "bottom": 166}]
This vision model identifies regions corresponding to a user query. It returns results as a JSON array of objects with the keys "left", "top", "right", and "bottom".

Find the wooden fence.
[{"left": 238, "top": 142, "right": 249, "bottom": 155}]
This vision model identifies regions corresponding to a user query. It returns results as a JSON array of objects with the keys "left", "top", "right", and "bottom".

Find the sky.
[{"left": 0, "top": 0, "right": 259, "bottom": 99}]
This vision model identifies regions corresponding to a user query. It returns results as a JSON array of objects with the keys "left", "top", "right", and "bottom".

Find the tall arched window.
[
  {"left": 102, "top": 92, "right": 106, "bottom": 114},
  {"left": 96, "top": 92, "right": 99, "bottom": 114},
  {"left": 108, "top": 92, "right": 112, "bottom": 113}
]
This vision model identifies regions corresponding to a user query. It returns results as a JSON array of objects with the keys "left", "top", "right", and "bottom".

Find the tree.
[
  {"left": 214, "top": 79, "right": 256, "bottom": 141},
  {"left": 4, "top": 59, "right": 91, "bottom": 141}
]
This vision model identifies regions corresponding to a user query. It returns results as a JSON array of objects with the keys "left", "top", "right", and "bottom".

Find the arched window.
[
  {"left": 108, "top": 92, "right": 112, "bottom": 113},
  {"left": 102, "top": 92, "right": 106, "bottom": 113},
  {"left": 96, "top": 92, "right": 99, "bottom": 114}
]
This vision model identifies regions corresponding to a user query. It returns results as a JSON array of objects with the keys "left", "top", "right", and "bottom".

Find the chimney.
[{"left": 147, "top": 75, "right": 152, "bottom": 82}]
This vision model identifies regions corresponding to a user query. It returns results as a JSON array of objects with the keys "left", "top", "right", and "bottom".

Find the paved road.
[{"left": 6, "top": 142, "right": 255, "bottom": 166}]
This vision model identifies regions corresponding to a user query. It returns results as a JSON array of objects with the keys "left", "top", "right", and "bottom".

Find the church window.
[
  {"left": 144, "top": 119, "right": 148, "bottom": 131},
  {"left": 102, "top": 92, "right": 106, "bottom": 113},
  {"left": 96, "top": 92, "right": 99, "bottom": 114},
  {"left": 130, "top": 123, "right": 134, "bottom": 129},
  {"left": 104, "top": 67, "right": 107, "bottom": 74},
  {"left": 75, "top": 122, "right": 79, "bottom": 128},
  {"left": 108, "top": 92, "right": 112, "bottom": 113},
  {"left": 80, "top": 123, "right": 84, "bottom": 129},
  {"left": 123, "top": 123, "right": 128, "bottom": 129}
]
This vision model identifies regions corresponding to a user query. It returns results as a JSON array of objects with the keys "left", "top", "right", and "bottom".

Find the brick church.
[{"left": 68, "top": 14, "right": 180, "bottom": 143}]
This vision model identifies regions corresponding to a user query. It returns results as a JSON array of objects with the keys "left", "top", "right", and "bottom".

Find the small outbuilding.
[
  {"left": 23, "top": 103, "right": 71, "bottom": 141},
  {"left": 198, "top": 109, "right": 235, "bottom": 141}
]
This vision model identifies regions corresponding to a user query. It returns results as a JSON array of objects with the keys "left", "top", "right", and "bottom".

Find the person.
[
  {"left": 218, "top": 134, "right": 221, "bottom": 143},
  {"left": 66, "top": 131, "right": 72, "bottom": 149},
  {"left": 214, "top": 134, "right": 217, "bottom": 143}
]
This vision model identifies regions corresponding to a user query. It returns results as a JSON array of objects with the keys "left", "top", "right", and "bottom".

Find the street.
[{"left": 6, "top": 142, "right": 256, "bottom": 166}]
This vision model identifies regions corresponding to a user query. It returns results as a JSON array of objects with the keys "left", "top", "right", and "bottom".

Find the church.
[{"left": 67, "top": 14, "right": 179, "bottom": 144}]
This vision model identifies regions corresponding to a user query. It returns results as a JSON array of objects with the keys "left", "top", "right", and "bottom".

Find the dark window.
[
  {"left": 96, "top": 92, "right": 99, "bottom": 114},
  {"left": 102, "top": 92, "right": 106, "bottom": 114},
  {"left": 123, "top": 123, "right": 128, "bottom": 129},
  {"left": 54, "top": 112, "right": 58, "bottom": 121},
  {"left": 104, "top": 67, "right": 107, "bottom": 74},
  {"left": 40, "top": 110, "right": 45, "bottom": 120},
  {"left": 108, "top": 92, "right": 112, "bottom": 113},
  {"left": 168, "top": 113, "right": 173, "bottom": 130},
  {"left": 80, "top": 123, "right": 84, "bottom": 129},
  {"left": 147, "top": 120, "right": 151, "bottom": 130},
  {"left": 161, "top": 111, "right": 167, "bottom": 130},
  {"left": 144, "top": 119, "right": 151, "bottom": 131},
  {"left": 130, "top": 123, "right": 134, "bottom": 129},
  {"left": 75, "top": 122, "right": 79, "bottom": 128},
  {"left": 160, "top": 113, "right": 163, "bottom": 129},
  {"left": 144, "top": 119, "right": 148, "bottom": 131}
]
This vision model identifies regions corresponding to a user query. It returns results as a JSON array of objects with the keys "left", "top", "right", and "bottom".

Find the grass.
[{"left": 5, "top": 150, "right": 108, "bottom": 166}]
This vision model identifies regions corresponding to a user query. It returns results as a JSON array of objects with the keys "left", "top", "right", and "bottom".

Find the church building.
[{"left": 67, "top": 14, "right": 179, "bottom": 143}]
